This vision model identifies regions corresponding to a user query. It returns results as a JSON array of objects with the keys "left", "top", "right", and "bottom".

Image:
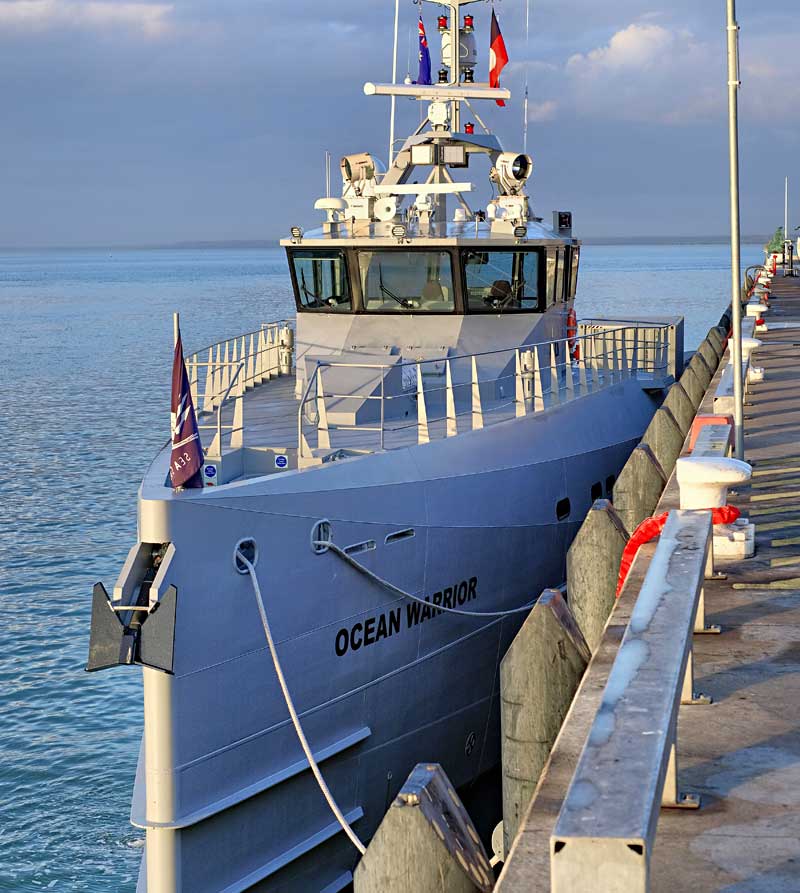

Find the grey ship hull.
[{"left": 133, "top": 376, "right": 658, "bottom": 892}]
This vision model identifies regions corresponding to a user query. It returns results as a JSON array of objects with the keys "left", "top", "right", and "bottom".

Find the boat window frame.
[
  {"left": 352, "top": 247, "right": 461, "bottom": 315},
  {"left": 460, "top": 246, "right": 547, "bottom": 314},
  {"left": 569, "top": 245, "right": 580, "bottom": 300},
  {"left": 286, "top": 247, "right": 354, "bottom": 314},
  {"left": 555, "top": 247, "right": 566, "bottom": 303}
]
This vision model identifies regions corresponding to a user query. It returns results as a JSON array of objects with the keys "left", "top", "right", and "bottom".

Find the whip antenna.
[{"left": 523, "top": 0, "right": 531, "bottom": 154}]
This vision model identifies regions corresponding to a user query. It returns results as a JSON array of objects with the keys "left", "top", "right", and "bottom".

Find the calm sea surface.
[{"left": 0, "top": 242, "right": 763, "bottom": 890}]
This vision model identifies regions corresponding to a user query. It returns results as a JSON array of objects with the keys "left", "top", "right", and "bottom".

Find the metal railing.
[
  {"left": 185, "top": 321, "right": 294, "bottom": 458},
  {"left": 298, "top": 324, "right": 671, "bottom": 461}
]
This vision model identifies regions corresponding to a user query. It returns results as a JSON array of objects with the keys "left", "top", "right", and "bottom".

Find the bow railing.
[{"left": 185, "top": 321, "right": 294, "bottom": 458}]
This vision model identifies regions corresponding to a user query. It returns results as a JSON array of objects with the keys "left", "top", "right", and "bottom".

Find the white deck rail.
[
  {"left": 184, "top": 321, "right": 295, "bottom": 458},
  {"left": 298, "top": 324, "right": 671, "bottom": 461},
  {"left": 550, "top": 510, "right": 714, "bottom": 892}
]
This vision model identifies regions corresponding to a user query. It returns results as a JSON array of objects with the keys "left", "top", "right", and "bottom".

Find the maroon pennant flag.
[
  {"left": 489, "top": 9, "right": 509, "bottom": 107},
  {"left": 170, "top": 327, "right": 204, "bottom": 489}
]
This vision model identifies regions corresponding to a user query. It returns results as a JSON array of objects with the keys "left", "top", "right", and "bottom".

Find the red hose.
[{"left": 616, "top": 505, "right": 741, "bottom": 596}]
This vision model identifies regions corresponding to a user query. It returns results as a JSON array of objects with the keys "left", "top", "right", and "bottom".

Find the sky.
[{"left": 0, "top": 0, "right": 798, "bottom": 246}]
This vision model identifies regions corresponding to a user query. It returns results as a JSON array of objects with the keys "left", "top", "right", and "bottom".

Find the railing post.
[
  {"left": 380, "top": 367, "right": 386, "bottom": 450},
  {"left": 578, "top": 344, "right": 588, "bottom": 395},
  {"left": 532, "top": 346, "right": 545, "bottom": 411},
  {"left": 515, "top": 349, "right": 527, "bottom": 418},
  {"left": 564, "top": 341, "right": 575, "bottom": 398},
  {"left": 549, "top": 343, "right": 560, "bottom": 405},
  {"left": 446, "top": 359, "right": 458, "bottom": 435},
  {"left": 417, "top": 363, "right": 430, "bottom": 444},
  {"left": 316, "top": 366, "right": 331, "bottom": 450},
  {"left": 230, "top": 366, "right": 244, "bottom": 450},
  {"left": 203, "top": 347, "right": 215, "bottom": 413},
  {"left": 471, "top": 356, "right": 484, "bottom": 430}
]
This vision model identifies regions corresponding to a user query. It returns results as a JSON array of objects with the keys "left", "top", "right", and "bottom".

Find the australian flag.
[
  {"left": 170, "top": 326, "right": 204, "bottom": 489},
  {"left": 417, "top": 15, "right": 432, "bottom": 85}
]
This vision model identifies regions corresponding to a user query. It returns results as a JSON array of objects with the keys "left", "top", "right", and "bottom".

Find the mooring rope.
[
  {"left": 315, "top": 540, "right": 537, "bottom": 618},
  {"left": 235, "top": 547, "right": 367, "bottom": 856}
]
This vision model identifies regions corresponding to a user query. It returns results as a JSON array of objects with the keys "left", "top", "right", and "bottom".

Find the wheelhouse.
[{"left": 286, "top": 244, "right": 580, "bottom": 315}]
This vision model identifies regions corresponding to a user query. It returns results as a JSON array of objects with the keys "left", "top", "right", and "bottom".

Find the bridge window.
[
  {"left": 463, "top": 249, "right": 542, "bottom": 312},
  {"left": 358, "top": 250, "right": 455, "bottom": 313},
  {"left": 290, "top": 249, "right": 352, "bottom": 312},
  {"left": 569, "top": 246, "right": 580, "bottom": 299}
]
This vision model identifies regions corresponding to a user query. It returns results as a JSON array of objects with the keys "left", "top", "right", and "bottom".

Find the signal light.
[
  {"left": 437, "top": 15, "right": 448, "bottom": 31},
  {"left": 463, "top": 15, "right": 474, "bottom": 31}
]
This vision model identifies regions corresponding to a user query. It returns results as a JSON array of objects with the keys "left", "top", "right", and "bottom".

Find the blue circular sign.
[
  {"left": 204, "top": 465, "right": 217, "bottom": 478},
  {"left": 275, "top": 455, "right": 288, "bottom": 469}
]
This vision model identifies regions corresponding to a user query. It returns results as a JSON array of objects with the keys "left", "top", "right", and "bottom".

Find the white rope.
[
  {"left": 316, "top": 541, "right": 537, "bottom": 618},
  {"left": 236, "top": 548, "right": 367, "bottom": 856}
]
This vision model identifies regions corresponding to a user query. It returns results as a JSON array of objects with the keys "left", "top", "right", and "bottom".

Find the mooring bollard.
[
  {"left": 500, "top": 590, "right": 590, "bottom": 855},
  {"left": 640, "top": 406, "right": 685, "bottom": 478},
  {"left": 612, "top": 444, "right": 668, "bottom": 538},
  {"left": 566, "top": 499, "right": 629, "bottom": 653},
  {"left": 354, "top": 763, "right": 493, "bottom": 893},
  {"left": 676, "top": 455, "right": 755, "bottom": 559}
]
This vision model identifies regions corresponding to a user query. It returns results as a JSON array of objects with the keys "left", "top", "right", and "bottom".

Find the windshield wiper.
[{"left": 379, "top": 265, "right": 413, "bottom": 309}]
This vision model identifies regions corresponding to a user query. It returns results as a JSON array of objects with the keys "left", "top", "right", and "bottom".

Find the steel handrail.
[
  {"left": 297, "top": 323, "right": 671, "bottom": 460},
  {"left": 187, "top": 320, "right": 294, "bottom": 361}
]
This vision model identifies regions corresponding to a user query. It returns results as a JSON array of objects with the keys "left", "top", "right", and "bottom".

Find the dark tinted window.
[
  {"left": 591, "top": 482, "right": 603, "bottom": 501},
  {"left": 358, "top": 250, "right": 455, "bottom": 313},
  {"left": 605, "top": 475, "right": 615, "bottom": 498},
  {"left": 556, "top": 498, "right": 571, "bottom": 521},
  {"left": 290, "top": 249, "right": 352, "bottom": 312},
  {"left": 463, "top": 249, "right": 542, "bottom": 312}
]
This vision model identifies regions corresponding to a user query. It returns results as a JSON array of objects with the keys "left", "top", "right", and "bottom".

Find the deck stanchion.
[
  {"left": 316, "top": 368, "right": 331, "bottom": 450},
  {"left": 471, "top": 356, "right": 484, "bottom": 430},
  {"left": 533, "top": 347, "right": 544, "bottom": 411},
  {"left": 578, "top": 346, "right": 588, "bottom": 395},
  {"left": 446, "top": 360, "right": 458, "bottom": 436},
  {"left": 564, "top": 342, "right": 575, "bottom": 398},
  {"left": 515, "top": 349, "right": 527, "bottom": 417},
  {"left": 549, "top": 343, "right": 560, "bottom": 405},
  {"left": 417, "top": 363, "right": 430, "bottom": 444}
]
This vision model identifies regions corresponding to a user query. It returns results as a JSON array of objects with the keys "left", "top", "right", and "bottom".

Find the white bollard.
[
  {"left": 740, "top": 336, "right": 762, "bottom": 363},
  {"left": 676, "top": 456, "right": 755, "bottom": 559}
]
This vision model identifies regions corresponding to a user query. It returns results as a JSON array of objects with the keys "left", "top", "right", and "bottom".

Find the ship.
[{"left": 87, "top": 2, "right": 683, "bottom": 890}]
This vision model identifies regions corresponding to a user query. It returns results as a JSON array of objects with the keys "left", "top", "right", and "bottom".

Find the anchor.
[{"left": 85, "top": 583, "right": 177, "bottom": 674}]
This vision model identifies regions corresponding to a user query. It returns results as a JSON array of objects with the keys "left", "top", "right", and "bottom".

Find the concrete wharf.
[{"left": 496, "top": 272, "right": 800, "bottom": 890}]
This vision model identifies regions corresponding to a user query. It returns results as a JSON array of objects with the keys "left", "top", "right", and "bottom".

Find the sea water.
[{"left": 0, "top": 242, "right": 763, "bottom": 890}]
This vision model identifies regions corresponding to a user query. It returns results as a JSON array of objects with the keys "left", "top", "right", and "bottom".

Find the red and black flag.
[
  {"left": 170, "top": 326, "right": 204, "bottom": 489},
  {"left": 489, "top": 8, "right": 509, "bottom": 106}
]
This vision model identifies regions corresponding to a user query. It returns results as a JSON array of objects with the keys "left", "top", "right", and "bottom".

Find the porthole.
[
  {"left": 590, "top": 482, "right": 603, "bottom": 501},
  {"left": 605, "top": 475, "right": 616, "bottom": 498},
  {"left": 556, "top": 498, "right": 571, "bottom": 521}
]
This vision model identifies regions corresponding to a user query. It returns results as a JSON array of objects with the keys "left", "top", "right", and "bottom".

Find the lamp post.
[{"left": 726, "top": 0, "right": 745, "bottom": 460}]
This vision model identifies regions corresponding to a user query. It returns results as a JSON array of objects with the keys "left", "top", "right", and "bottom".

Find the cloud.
[
  {"left": 562, "top": 23, "right": 722, "bottom": 125},
  {"left": 0, "top": 0, "right": 173, "bottom": 37},
  {"left": 527, "top": 100, "right": 557, "bottom": 122}
]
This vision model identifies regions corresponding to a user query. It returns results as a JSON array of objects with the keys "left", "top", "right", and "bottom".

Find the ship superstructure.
[{"left": 87, "top": 3, "right": 683, "bottom": 891}]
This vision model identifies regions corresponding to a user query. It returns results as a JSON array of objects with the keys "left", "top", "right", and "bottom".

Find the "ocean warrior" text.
[{"left": 334, "top": 577, "right": 478, "bottom": 657}]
